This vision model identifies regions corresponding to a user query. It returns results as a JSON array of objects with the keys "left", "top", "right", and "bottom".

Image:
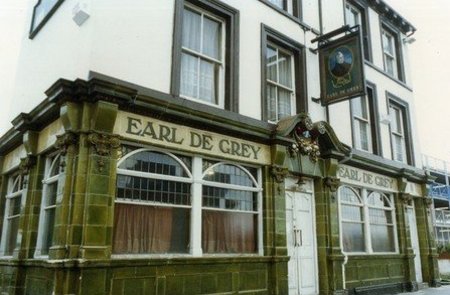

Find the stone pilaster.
[
  {"left": 317, "top": 158, "right": 345, "bottom": 295},
  {"left": 48, "top": 132, "right": 79, "bottom": 259},
  {"left": 416, "top": 196, "right": 440, "bottom": 287}
]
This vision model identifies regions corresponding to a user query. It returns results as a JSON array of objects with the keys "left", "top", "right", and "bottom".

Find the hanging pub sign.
[{"left": 316, "top": 26, "right": 366, "bottom": 106}]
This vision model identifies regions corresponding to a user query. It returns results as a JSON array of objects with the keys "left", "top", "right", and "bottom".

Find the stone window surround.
[
  {"left": 338, "top": 184, "right": 399, "bottom": 255},
  {"left": 171, "top": 0, "right": 240, "bottom": 113},
  {"left": 112, "top": 146, "right": 263, "bottom": 258}
]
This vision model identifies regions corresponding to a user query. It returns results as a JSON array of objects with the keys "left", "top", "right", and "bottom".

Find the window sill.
[
  {"left": 364, "top": 61, "right": 412, "bottom": 91},
  {"left": 342, "top": 252, "right": 401, "bottom": 258},
  {"left": 111, "top": 253, "right": 261, "bottom": 259}
]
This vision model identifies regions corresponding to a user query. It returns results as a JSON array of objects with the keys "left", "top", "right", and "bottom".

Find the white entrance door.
[
  {"left": 286, "top": 181, "right": 318, "bottom": 295},
  {"left": 407, "top": 205, "right": 423, "bottom": 283}
]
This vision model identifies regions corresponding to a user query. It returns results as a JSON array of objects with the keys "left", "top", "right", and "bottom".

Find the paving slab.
[{"left": 397, "top": 285, "right": 450, "bottom": 295}]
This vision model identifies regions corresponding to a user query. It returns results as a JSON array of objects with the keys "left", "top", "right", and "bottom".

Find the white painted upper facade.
[{"left": 8, "top": 0, "right": 421, "bottom": 167}]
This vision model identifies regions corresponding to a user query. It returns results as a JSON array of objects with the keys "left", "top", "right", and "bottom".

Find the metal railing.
[
  {"left": 430, "top": 184, "right": 450, "bottom": 199},
  {"left": 435, "top": 209, "right": 450, "bottom": 225},
  {"left": 423, "top": 154, "right": 449, "bottom": 174}
]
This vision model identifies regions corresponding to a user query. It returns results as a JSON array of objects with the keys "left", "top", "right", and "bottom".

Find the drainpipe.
[{"left": 338, "top": 150, "right": 352, "bottom": 290}]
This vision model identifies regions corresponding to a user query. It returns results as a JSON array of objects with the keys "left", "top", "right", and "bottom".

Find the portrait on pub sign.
[{"left": 319, "top": 31, "right": 365, "bottom": 106}]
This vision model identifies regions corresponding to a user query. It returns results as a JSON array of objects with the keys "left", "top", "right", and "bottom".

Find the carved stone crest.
[
  {"left": 323, "top": 177, "right": 340, "bottom": 192},
  {"left": 288, "top": 115, "right": 326, "bottom": 162},
  {"left": 271, "top": 165, "right": 289, "bottom": 183},
  {"left": 19, "top": 156, "right": 36, "bottom": 189},
  {"left": 88, "top": 132, "right": 121, "bottom": 172},
  {"left": 19, "top": 156, "right": 36, "bottom": 176},
  {"left": 55, "top": 132, "right": 78, "bottom": 155},
  {"left": 400, "top": 193, "right": 413, "bottom": 204},
  {"left": 55, "top": 132, "right": 79, "bottom": 172}
]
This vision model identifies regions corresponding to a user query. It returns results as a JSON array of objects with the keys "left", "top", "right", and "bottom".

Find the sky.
[
  {"left": 383, "top": 0, "right": 450, "bottom": 163},
  {"left": 0, "top": 0, "right": 449, "bottom": 164}
]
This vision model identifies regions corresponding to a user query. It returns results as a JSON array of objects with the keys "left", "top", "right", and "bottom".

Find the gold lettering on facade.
[{"left": 118, "top": 114, "right": 268, "bottom": 163}]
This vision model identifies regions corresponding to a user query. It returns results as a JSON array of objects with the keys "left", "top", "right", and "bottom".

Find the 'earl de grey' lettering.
[
  {"left": 127, "top": 117, "right": 184, "bottom": 144},
  {"left": 338, "top": 166, "right": 394, "bottom": 189},
  {"left": 125, "top": 116, "right": 262, "bottom": 160},
  {"left": 219, "top": 139, "right": 261, "bottom": 160}
]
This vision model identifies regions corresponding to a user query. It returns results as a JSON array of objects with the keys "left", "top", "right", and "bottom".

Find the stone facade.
[{"left": 0, "top": 77, "right": 440, "bottom": 294}]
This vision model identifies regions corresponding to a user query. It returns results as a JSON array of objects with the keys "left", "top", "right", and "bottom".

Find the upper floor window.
[
  {"left": 262, "top": 25, "right": 307, "bottom": 122},
  {"left": 266, "top": 43, "right": 295, "bottom": 122},
  {"left": 260, "top": 0, "right": 301, "bottom": 18},
  {"left": 339, "top": 186, "right": 397, "bottom": 254},
  {"left": 0, "top": 174, "right": 25, "bottom": 256},
  {"left": 172, "top": 0, "right": 239, "bottom": 111},
  {"left": 35, "top": 154, "right": 61, "bottom": 257},
  {"left": 351, "top": 96, "right": 371, "bottom": 151},
  {"left": 388, "top": 96, "right": 414, "bottom": 165},
  {"left": 30, "top": 0, "right": 64, "bottom": 39},
  {"left": 350, "top": 85, "right": 381, "bottom": 154},
  {"left": 181, "top": 5, "right": 224, "bottom": 106},
  {"left": 382, "top": 26, "right": 404, "bottom": 81},
  {"left": 344, "top": 1, "right": 371, "bottom": 61}
]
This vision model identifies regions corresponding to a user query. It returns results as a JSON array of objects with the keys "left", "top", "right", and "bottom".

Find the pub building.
[{"left": 0, "top": 0, "right": 440, "bottom": 294}]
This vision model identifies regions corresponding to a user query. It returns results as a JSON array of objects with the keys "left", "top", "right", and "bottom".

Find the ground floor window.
[
  {"left": 0, "top": 174, "right": 25, "bottom": 256},
  {"left": 113, "top": 147, "right": 262, "bottom": 255},
  {"left": 339, "top": 185, "right": 398, "bottom": 254}
]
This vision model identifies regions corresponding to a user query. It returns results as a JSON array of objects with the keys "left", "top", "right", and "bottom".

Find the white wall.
[
  {"left": 8, "top": 0, "right": 421, "bottom": 167},
  {"left": 0, "top": 0, "right": 28, "bottom": 134},
  {"left": 11, "top": 0, "right": 322, "bottom": 122},
  {"left": 11, "top": 0, "right": 92, "bottom": 117}
]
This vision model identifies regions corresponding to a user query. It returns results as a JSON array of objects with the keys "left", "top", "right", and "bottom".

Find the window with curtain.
[
  {"left": 113, "top": 148, "right": 262, "bottom": 256},
  {"left": 389, "top": 103, "right": 406, "bottom": 163},
  {"left": 340, "top": 186, "right": 365, "bottom": 252},
  {"left": 0, "top": 174, "right": 25, "bottom": 256},
  {"left": 30, "top": 0, "right": 64, "bottom": 38},
  {"left": 387, "top": 96, "right": 413, "bottom": 165},
  {"left": 36, "top": 154, "right": 61, "bottom": 256},
  {"left": 381, "top": 26, "right": 403, "bottom": 81},
  {"left": 202, "top": 161, "right": 259, "bottom": 253},
  {"left": 262, "top": 0, "right": 299, "bottom": 17},
  {"left": 266, "top": 43, "right": 295, "bottom": 122},
  {"left": 350, "top": 85, "right": 381, "bottom": 155},
  {"left": 367, "top": 191, "right": 396, "bottom": 252},
  {"left": 180, "top": 4, "right": 224, "bottom": 106},
  {"left": 113, "top": 150, "right": 192, "bottom": 254},
  {"left": 351, "top": 96, "right": 371, "bottom": 152},
  {"left": 339, "top": 185, "right": 397, "bottom": 254},
  {"left": 345, "top": 1, "right": 371, "bottom": 61}
]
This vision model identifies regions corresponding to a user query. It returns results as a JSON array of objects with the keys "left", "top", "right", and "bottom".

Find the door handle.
[{"left": 293, "top": 229, "right": 302, "bottom": 247}]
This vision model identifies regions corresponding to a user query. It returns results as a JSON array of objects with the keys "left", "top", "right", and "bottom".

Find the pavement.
[{"left": 397, "top": 285, "right": 450, "bottom": 295}]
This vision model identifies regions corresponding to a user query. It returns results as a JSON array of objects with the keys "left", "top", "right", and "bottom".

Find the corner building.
[{"left": 0, "top": 0, "right": 440, "bottom": 294}]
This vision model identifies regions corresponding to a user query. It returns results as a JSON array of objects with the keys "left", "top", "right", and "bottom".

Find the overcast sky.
[
  {"left": 0, "top": 0, "right": 448, "bottom": 163},
  {"left": 383, "top": 0, "right": 450, "bottom": 163}
]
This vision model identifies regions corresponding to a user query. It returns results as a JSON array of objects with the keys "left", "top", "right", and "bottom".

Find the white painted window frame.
[
  {"left": 344, "top": 1, "right": 362, "bottom": 27},
  {"left": 266, "top": 42, "right": 296, "bottom": 123},
  {"left": 35, "top": 154, "right": 61, "bottom": 258},
  {"left": 382, "top": 28, "right": 398, "bottom": 78},
  {"left": 112, "top": 148, "right": 263, "bottom": 258},
  {"left": 389, "top": 103, "right": 406, "bottom": 163},
  {"left": 351, "top": 96, "right": 372, "bottom": 153},
  {"left": 339, "top": 185, "right": 399, "bottom": 255},
  {"left": 0, "top": 174, "right": 25, "bottom": 257},
  {"left": 180, "top": 3, "right": 226, "bottom": 109},
  {"left": 267, "top": 0, "right": 294, "bottom": 15}
]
